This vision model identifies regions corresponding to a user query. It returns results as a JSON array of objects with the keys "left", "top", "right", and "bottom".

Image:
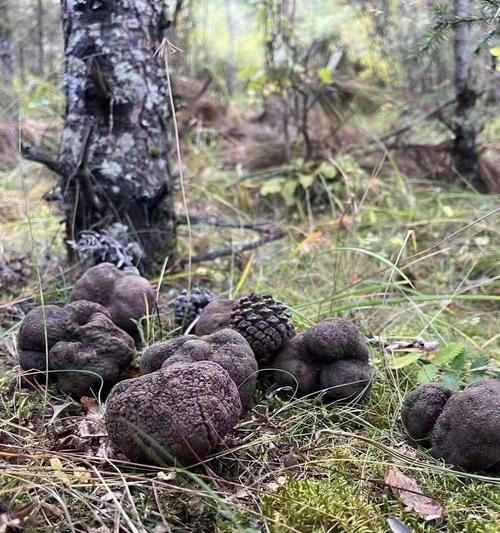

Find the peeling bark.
[{"left": 59, "top": 0, "right": 175, "bottom": 271}]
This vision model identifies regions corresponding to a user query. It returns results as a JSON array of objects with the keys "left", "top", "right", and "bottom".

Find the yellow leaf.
[
  {"left": 490, "top": 46, "right": 500, "bottom": 57},
  {"left": 50, "top": 457, "right": 64, "bottom": 471}
]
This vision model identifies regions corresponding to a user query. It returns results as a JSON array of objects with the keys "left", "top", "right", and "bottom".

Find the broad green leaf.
[
  {"left": 433, "top": 342, "right": 464, "bottom": 367},
  {"left": 316, "top": 161, "right": 337, "bottom": 178},
  {"left": 442, "top": 370, "right": 461, "bottom": 391},
  {"left": 389, "top": 352, "right": 421, "bottom": 369},
  {"left": 417, "top": 364, "right": 439, "bottom": 384},
  {"left": 280, "top": 179, "right": 298, "bottom": 207},
  {"left": 318, "top": 67, "right": 332, "bottom": 84},
  {"left": 260, "top": 177, "right": 286, "bottom": 196},
  {"left": 450, "top": 350, "right": 466, "bottom": 371},
  {"left": 298, "top": 173, "right": 315, "bottom": 189}
]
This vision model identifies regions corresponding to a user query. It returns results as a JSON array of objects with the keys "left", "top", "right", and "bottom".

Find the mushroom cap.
[
  {"left": 140, "top": 329, "right": 257, "bottom": 407},
  {"left": 430, "top": 380, "right": 500, "bottom": 472},
  {"left": 320, "top": 360, "right": 373, "bottom": 402},
  {"left": 272, "top": 324, "right": 372, "bottom": 403},
  {"left": 18, "top": 300, "right": 135, "bottom": 396},
  {"left": 105, "top": 361, "right": 242, "bottom": 465},
  {"left": 195, "top": 299, "right": 236, "bottom": 336},
  {"left": 302, "top": 318, "right": 369, "bottom": 362},
  {"left": 401, "top": 383, "right": 452, "bottom": 441},
  {"left": 70, "top": 262, "right": 155, "bottom": 339}
]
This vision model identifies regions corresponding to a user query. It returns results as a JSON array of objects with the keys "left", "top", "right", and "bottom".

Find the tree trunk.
[
  {"left": 0, "top": 0, "right": 14, "bottom": 85},
  {"left": 58, "top": 0, "right": 175, "bottom": 271},
  {"left": 225, "top": 0, "right": 236, "bottom": 95},
  {"left": 452, "top": 0, "right": 482, "bottom": 191},
  {"left": 35, "top": 0, "right": 45, "bottom": 76}
]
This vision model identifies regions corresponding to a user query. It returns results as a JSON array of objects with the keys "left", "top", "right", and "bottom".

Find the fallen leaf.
[{"left": 385, "top": 467, "right": 442, "bottom": 521}]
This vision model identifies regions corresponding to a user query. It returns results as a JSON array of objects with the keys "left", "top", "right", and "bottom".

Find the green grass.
[{"left": 1, "top": 107, "right": 500, "bottom": 532}]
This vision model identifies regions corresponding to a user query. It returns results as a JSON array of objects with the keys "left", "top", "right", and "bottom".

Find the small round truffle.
[
  {"left": 430, "top": 380, "right": 500, "bottom": 472},
  {"left": 105, "top": 361, "right": 242, "bottom": 465},
  {"left": 401, "top": 383, "right": 452, "bottom": 441},
  {"left": 303, "top": 318, "right": 369, "bottom": 362},
  {"left": 140, "top": 329, "right": 257, "bottom": 407},
  {"left": 320, "top": 360, "right": 373, "bottom": 402},
  {"left": 272, "top": 318, "right": 372, "bottom": 402},
  {"left": 195, "top": 299, "right": 236, "bottom": 336},
  {"left": 70, "top": 262, "right": 155, "bottom": 339},
  {"left": 18, "top": 300, "right": 135, "bottom": 396}
]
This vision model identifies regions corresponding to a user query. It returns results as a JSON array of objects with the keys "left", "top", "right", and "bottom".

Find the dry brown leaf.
[{"left": 385, "top": 467, "right": 443, "bottom": 521}]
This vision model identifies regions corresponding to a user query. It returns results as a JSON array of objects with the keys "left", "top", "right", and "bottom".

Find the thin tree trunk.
[
  {"left": 35, "top": 0, "right": 45, "bottom": 76},
  {"left": 225, "top": 0, "right": 236, "bottom": 95},
  {"left": 0, "top": 0, "right": 14, "bottom": 85},
  {"left": 57, "top": 0, "right": 175, "bottom": 271},
  {"left": 452, "top": 0, "right": 482, "bottom": 190}
]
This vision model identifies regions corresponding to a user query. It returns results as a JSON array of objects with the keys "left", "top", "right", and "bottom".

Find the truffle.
[
  {"left": 70, "top": 262, "right": 155, "bottom": 339},
  {"left": 272, "top": 318, "right": 372, "bottom": 402},
  {"left": 18, "top": 300, "right": 135, "bottom": 396},
  {"left": 195, "top": 299, "right": 236, "bottom": 336},
  {"left": 140, "top": 329, "right": 257, "bottom": 407},
  {"left": 402, "top": 380, "right": 500, "bottom": 472},
  {"left": 105, "top": 361, "right": 242, "bottom": 465},
  {"left": 401, "top": 383, "right": 452, "bottom": 441}
]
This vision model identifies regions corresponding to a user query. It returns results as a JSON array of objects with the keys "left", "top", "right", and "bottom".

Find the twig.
[
  {"left": 177, "top": 215, "right": 279, "bottom": 235},
  {"left": 181, "top": 230, "right": 286, "bottom": 266},
  {"left": 21, "top": 143, "right": 62, "bottom": 175}
]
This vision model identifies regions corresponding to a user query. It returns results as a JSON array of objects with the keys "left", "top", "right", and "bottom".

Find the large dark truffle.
[
  {"left": 401, "top": 383, "right": 453, "bottom": 441},
  {"left": 70, "top": 262, "right": 155, "bottom": 339},
  {"left": 18, "top": 300, "right": 135, "bottom": 396},
  {"left": 272, "top": 318, "right": 372, "bottom": 402},
  {"left": 195, "top": 299, "right": 236, "bottom": 336},
  {"left": 402, "top": 380, "right": 500, "bottom": 472},
  {"left": 105, "top": 361, "right": 242, "bottom": 465},
  {"left": 140, "top": 329, "right": 257, "bottom": 407}
]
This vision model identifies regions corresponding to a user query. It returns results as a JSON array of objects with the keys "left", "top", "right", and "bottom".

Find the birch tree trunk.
[
  {"left": 452, "top": 0, "right": 482, "bottom": 190},
  {"left": 58, "top": 0, "right": 175, "bottom": 271}
]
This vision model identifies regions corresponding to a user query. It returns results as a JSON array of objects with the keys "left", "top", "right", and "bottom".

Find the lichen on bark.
[{"left": 59, "top": 0, "right": 175, "bottom": 271}]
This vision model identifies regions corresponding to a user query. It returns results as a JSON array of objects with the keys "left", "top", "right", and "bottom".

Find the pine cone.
[
  {"left": 230, "top": 293, "right": 294, "bottom": 363},
  {"left": 174, "top": 288, "right": 216, "bottom": 328}
]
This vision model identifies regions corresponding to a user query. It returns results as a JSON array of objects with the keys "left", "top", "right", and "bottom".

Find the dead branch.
[
  {"left": 177, "top": 215, "right": 280, "bottom": 235},
  {"left": 21, "top": 143, "right": 61, "bottom": 175},
  {"left": 180, "top": 230, "right": 286, "bottom": 266}
]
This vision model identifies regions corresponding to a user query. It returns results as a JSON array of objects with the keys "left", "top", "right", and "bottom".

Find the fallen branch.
[
  {"left": 177, "top": 215, "right": 279, "bottom": 235},
  {"left": 21, "top": 143, "right": 62, "bottom": 175},
  {"left": 180, "top": 230, "right": 286, "bottom": 266}
]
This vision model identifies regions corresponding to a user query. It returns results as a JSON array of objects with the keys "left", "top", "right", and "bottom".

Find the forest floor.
[{"left": 1, "top": 112, "right": 500, "bottom": 532}]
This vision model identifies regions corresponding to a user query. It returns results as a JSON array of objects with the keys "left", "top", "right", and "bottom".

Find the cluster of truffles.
[
  {"left": 401, "top": 380, "right": 500, "bottom": 472},
  {"left": 18, "top": 263, "right": 154, "bottom": 395},
  {"left": 273, "top": 318, "right": 372, "bottom": 401},
  {"left": 193, "top": 292, "right": 372, "bottom": 402},
  {"left": 106, "top": 329, "right": 258, "bottom": 465}
]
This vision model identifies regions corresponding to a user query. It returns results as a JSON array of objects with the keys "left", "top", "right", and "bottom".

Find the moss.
[{"left": 113, "top": 62, "right": 146, "bottom": 104}]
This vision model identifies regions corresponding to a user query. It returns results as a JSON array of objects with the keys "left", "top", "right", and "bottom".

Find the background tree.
[{"left": 23, "top": 0, "right": 176, "bottom": 271}]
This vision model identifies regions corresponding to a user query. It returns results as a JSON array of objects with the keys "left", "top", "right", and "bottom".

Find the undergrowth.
[{"left": 1, "top": 110, "right": 499, "bottom": 532}]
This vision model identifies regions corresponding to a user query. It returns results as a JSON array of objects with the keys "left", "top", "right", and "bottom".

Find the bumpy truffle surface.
[
  {"left": 272, "top": 318, "right": 372, "bottom": 402},
  {"left": 174, "top": 288, "right": 216, "bottom": 329},
  {"left": 70, "top": 262, "right": 155, "bottom": 339},
  {"left": 303, "top": 318, "right": 369, "bottom": 362},
  {"left": 430, "top": 380, "right": 500, "bottom": 472},
  {"left": 140, "top": 329, "right": 257, "bottom": 407},
  {"left": 401, "top": 383, "right": 452, "bottom": 441},
  {"left": 18, "top": 300, "right": 135, "bottom": 396},
  {"left": 195, "top": 299, "right": 236, "bottom": 336},
  {"left": 105, "top": 361, "right": 242, "bottom": 465}
]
